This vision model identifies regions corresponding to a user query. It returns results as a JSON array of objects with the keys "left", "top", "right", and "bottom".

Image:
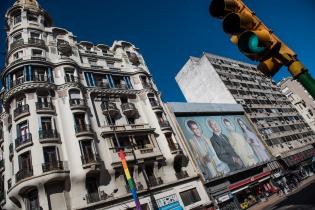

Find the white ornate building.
[{"left": 0, "top": 1, "right": 210, "bottom": 210}]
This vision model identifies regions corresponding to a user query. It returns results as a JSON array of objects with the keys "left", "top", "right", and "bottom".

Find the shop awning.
[{"left": 229, "top": 171, "right": 271, "bottom": 191}]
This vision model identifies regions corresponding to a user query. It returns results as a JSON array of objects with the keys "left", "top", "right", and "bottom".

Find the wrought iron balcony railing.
[
  {"left": 13, "top": 104, "right": 29, "bottom": 118},
  {"left": 15, "top": 133, "right": 32, "bottom": 149},
  {"left": 42, "top": 161, "right": 64, "bottom": 173},
  {"left": 38, "top": 129, "right": 59, "bottom": 140},
  {"left": 16, "top": 168, "right": 33, "bottom": 182}
]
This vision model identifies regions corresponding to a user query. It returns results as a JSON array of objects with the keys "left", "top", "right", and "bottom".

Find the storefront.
[
  {"left": 228, "top": 171, "right": 278, "bottom": 209},
  {"left": 282, "top": 147, "right": 315, "bottom": 177}
]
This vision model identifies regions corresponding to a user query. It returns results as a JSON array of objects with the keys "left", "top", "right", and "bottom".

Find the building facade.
[
  {"left": 175, "top": 53, "right": 315, "bottom": 171},
  {"left": 278, "top": 77, "right": 315, "bottom": 132},
  {"left": 0, "top": 1, "right": 210, "bottom": 210}
]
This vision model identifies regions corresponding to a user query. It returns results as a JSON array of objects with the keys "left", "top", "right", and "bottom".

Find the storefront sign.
[
  {"left": 272, "top": 172, "right": 282, "bottom": 178},
  {"left": 283, "top": 148, "right": 315, "bottom": 167},
  {"left": 217, "top": 194, "right": 232, "bottom": 203},
  {"left": 157, "top": 194, "right": 183, "bottom": 210},
  {"left": 229, "top": 171, "right": 271, "bottom": 190}
]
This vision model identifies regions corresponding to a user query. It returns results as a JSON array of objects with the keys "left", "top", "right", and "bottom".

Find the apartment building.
[
  {"left": 278, "top": 77, "right": 315, "bottom": 132},
  {"left": 175, "top": 53, "right": 315, "bottom": 172},
  {"left": 0, "top": 1, "right": 210, "bottom": 209}
]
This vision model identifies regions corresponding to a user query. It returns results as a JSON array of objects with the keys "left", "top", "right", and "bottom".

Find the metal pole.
[
  {"left": 130, "top": 140, "right": 159, "bottom": 210},
  {"left": 103, "top": 98, "right": 142, "bottom": 210},
  {"left": 295, "top": 71, "right": 315, "bottom": 100}
]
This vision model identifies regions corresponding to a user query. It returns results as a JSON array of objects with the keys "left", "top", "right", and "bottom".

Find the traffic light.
[{"left": 209, "top": 0, "right": 295, "bottom": 76}]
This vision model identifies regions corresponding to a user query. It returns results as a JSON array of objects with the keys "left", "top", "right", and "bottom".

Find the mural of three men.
[{"left": 177, "top": 115, "right": 270, "bottom": 180}]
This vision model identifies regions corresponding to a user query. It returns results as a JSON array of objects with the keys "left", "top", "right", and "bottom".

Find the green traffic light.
[{"left": 248, "top": 34, "right": 265, "bottom": 53}]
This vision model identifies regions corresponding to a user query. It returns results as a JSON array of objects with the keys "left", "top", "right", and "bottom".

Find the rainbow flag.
[{"left": 119, "top": 149, "right": 142, "bottom": 210}]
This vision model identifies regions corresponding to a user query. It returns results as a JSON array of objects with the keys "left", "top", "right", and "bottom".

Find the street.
[{"left": 265, "top": 180, "right": 315, "bottom": 210}]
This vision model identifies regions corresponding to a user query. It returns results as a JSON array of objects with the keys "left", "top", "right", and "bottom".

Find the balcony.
[
  {"left": 86, "top": 191, "right": 110, "bottom": 204},
  {"left": 125, "top": 182, "right": 144, "bottom": 193},
  {"left": 0, "top": 159, "right": 4, "bottom": 173},
  {"left": 38, "top": 129, "right": 60, "bottom": 143},
  {"left": 159, "top": 120, "right": 171, "bottom": 130},
  {"left": 13, "top": 104, "right": 30, "bottom": 121},
  {"left": 16, "top": 168, "right": 33, "bottom": 183},
  {"left": 169, "top": 143, "right": 181, "bottom": 153},
  {"left": 42, "top": 161, "right": 65, "bottom": 173},
  {"left": 10, "top": 39, "right": 24, "bottom": 51},
  {"left": 81, "top": 154, "right": 101, "bottom": 169},
  {"left": 101, "top": 102, "right": 120, "bottom": 117},
  {"left": 96, "top": 81, "right": 110, "bottom": 89},
  {"left": 69, "top": 99, "right": 87, "bottom": 110},
  {"left": 148, "top": 176, "right": 163, "bottom": 187},
  {"left": 36, "top": 102, "right": 55, "bottom": 114},
  {"left": 115, "top": 83, "right": 128, "bottom": 90},
  {"left": 64, "top": 76, "right": 80, "bottom": 83},
  {"left": 75, "top": 124, "right": 93, "bottom": 137},
  {"left": 149, "top": 99, "right": 161, "bottom": 109},
  {"left": 28, "top": 38, "right": 45, "bottom": 47},
  {"left": 142, "top": 83, "right": 151, "bottom": 89},
  {"left": 15, "top": 133, "right": 33, "bottom": 151},
  {"left": 175, "top": 170, "right": 189, "bottom": 180},
  {"left": 121, "top": 103, "right": 138, "bottom": 117},
  {"left": 10, "top": 74, "right": 53, "bottom": 89}
]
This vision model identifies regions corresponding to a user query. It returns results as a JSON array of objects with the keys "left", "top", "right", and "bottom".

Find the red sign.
[{"left": 228, "top": 171, "right": 271, "bottom": 190}]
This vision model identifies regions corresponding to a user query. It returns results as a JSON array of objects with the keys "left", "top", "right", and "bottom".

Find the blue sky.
[{"left": 1, "top": 0, "right": 315, "bottom": 102}]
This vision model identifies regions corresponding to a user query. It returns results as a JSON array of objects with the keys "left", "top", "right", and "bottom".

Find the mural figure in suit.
[
  {"left": 207, "top": 119, "right": 244, "bottom": 171},
  {"left": 186, "top": 120, "right": 230, "bottom": 178}
]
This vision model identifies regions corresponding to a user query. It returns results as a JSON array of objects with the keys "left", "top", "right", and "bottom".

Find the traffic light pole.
[
  {"left": 296, "top": 71, "right": 315, "bottom": 99},
  {"left": 209, "top": 0, "right": 315, "bottom": 100}
]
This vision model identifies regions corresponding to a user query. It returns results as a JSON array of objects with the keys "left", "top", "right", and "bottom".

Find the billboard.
[{"left": 176, "top": 115, "right": 270, "bottom": 180}]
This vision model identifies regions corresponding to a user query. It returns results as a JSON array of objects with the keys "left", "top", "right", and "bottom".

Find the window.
[
  {"left": 88, "top": 58, "right": 97, "bottom": 66},
  {"left": 179, "top": 188, "right": 201, "bottom": 206},
  {"left": 18, "top": 151, "right": 32, "bottom": 173},
  {"left": 112, "top": 136, "right": 131, "bottom": 152},
  {"left": 134, "top": 135, "right": 151, "bottom": 149},
  {"left": 13, "top": 50, "right": 23, "bottom": 60},
  {"left": 74, "top": 113, "right": 86, "bottom": 132},
  {"left": 30, "top": 32, "right": 40, "bottom": 39},
  {"left": 41, "top": 117, "right": 53, "bottom": 131},
  {"left": 32, "top": 49, "right": 42, "bottom": 57},
  {"left": 37, "top": 90, "right": 52, "bottom": 108},
  {"left": 43, "top": 147, "right": 58, "bottom": 163},
  {"left": 13, "top": 11, "right": 22, "bottom": 24},
  {"left": 17, "top": 121, "right": 29, "bottom": 139},
  {"left": 24, "top": 189, "right": 39, "bottom": 210},
  {"left": 126, "top": 51, "right": 140, "bottom": 66},
  {"left": 80, "top": 140, "right": 95, "bottom": 163},
  {"left": 27, "top": 12, "right": 38, "bottom": 22},
  {"left": 65, "top": 68, "right": 75, "bottom": 82},
  {"left": 12, "top": 33, "right": 22, "bottom": 42},
  {"left": 148, "top": 93, "right": 158, "bottom": 107},
  {"left": 127, "top": 117, "right": 135, "bottom": 125},
  {"left": 69, "top": 89, "right": 82, "bottom": 105}
]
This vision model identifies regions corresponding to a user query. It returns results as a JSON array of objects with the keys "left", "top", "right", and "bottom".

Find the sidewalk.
[{"left": 248, "top": 175, "right": 315, "bottom": 210}]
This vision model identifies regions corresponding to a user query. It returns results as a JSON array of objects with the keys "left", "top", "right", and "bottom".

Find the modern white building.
[
  {"left": 175, "top": 53, "right": 315, "bottom": 170},
  {"left": 0, "top": 1, "right": 210, "bottom": 210},
  {"left": 278, "top": 77, "right": 315, "bottom": 132}
]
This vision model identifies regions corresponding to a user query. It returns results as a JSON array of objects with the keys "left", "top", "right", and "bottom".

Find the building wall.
[
  {"left": 278, "top": 77, "right": 315, "bottom": 132},
  {"left": 176, "top": 56, "right": 236, "bottom": 104},
  {"left": 176, "top": 53, "right": 315, "bottom": 159}
]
